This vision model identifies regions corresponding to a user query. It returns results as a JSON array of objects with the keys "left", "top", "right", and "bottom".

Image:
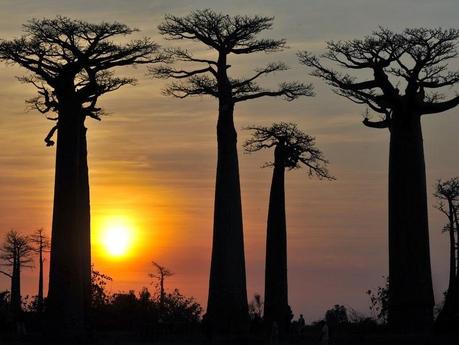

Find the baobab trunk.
[
  {"left": 207, "top": 100, "right": 249, "bottom": 333},
  {"left": 264, "top": 144, "right": 289, "bottom": 335},
  {"left": 79, "top": 126, "right": 92, "bottom": 319},
  {"left": 388, "top": 111, "right": 434, "bottom": 331},
  {"left": 47, "top": 94, "right": 91, "bottom": 337}
]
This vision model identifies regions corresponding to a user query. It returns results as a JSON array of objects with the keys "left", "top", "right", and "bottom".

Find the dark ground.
[{"left": 2, "top": 331, "right": 459, "bottom": 345}]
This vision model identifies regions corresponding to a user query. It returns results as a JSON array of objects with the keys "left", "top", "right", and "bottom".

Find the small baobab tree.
[
  {"left": 299, "top": 27, "right": 459, "bottom": 330},
  {"left": 149, "top": 261, "right": 173, "bottom": 309},
  {"left": 433, "top": 178, "right": 459, "bottom": 329},
  {"left": 0, "top": 17, "right": 165, "bottom": 336},
  {"left": 244, "top": 122, "right": 332, "bottom": 334},
  {"left": 0, "top": 230, "right": 33, "bottom": 315},
  {"left": 152, "top": 9, "right": 313, "bottom": 332},
  {"left": 30, "top": 228, "right": 50, "bottom": 313}
]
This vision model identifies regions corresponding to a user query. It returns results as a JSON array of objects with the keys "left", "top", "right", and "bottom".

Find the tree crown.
[
  {"left": 0, "top": 16, "right": 164, "bottom": 144},
  {"left": 243, "top": 122, "right": 333, "bottom": 179},
  {"left": 0, "top": 230, "right": 33, "bottom": 275},
  {"left": 299, "top": 27, "right": 459, "bottom": 129},
  {"left": 152, "top": 9, "right": 313, "bottom": 103}
]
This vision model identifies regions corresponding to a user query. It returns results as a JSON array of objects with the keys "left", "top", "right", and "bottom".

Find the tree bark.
[
  {"left": 206, "top": 97, "right": 249, "bottom": 334},
  {"left": 388, "top": 111, "right": 434, "bottom": 331},
  {"left": 263, "top": 144, "right": 289, "bottom": 335},
  {"left": 47, "top": 94, "right": 91, "bottom": 338}
]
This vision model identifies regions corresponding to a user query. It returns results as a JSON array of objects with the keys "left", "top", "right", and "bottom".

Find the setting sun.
[{"left": 98, "top": 216, "right": 136, "bottom": 258}]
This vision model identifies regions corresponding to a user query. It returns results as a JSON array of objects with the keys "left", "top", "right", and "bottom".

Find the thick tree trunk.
[
  {"left": 388, "top": 111, "right": 434, "bottom": 331},
  {"left": 263, "top": 144, "right": 289, "bottom": 336},
  {"left": 47, "top": 97, "right": 91, "bottom": 338},
  {"left": 206, "top": 99, "right": 249, "bottom": 334}
]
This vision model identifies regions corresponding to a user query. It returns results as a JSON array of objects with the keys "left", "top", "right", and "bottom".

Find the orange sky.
[{"left": 1, "top": 0, "right": 459, "bottom": 322}]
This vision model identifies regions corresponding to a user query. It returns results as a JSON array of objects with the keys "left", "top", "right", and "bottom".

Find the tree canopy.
[
  {"left": 299, "top": 28, "right": 459, "bottom": 128},
  {"left": 244, "top": 122, "right": 333, "bottom": 179},
  {"left": 152, "top": 9, "right": 313, "bottom": 102},
  {"left": 0, "top": 16, "right": 164, "bottom": 144}
]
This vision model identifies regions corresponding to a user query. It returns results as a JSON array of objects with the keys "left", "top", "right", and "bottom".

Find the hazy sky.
[{"left": 1, "top": 0, "right": 459, "bottom": 322}]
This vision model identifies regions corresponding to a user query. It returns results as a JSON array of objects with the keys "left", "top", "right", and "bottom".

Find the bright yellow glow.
[{"left": 99, "top": 216, "right": 135, "bottom": 258}]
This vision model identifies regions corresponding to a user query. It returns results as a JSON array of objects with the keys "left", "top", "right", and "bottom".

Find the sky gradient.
[{"left": 1, "top": 0, "right": 459, "bottom": 322}]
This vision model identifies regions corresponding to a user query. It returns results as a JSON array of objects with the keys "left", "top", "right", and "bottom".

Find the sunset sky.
[{"left": 1, "top": 0, "right": 459, "bottom": 322}]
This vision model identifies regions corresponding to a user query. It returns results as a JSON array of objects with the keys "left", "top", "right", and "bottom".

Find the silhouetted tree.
[
  {"left": 248, "top": 293, "right": 264, "bottom": 321},
  {"left": 29, "top": 228, "right": 50, "bottom": 313},
  {"left": 434, "top": 178, "right": 459, "bottom": 329},
  {"left": 0, "top": 17, "right": 164, "bottom": 336},
  {"left": 149, "top": 261, "right": 173, "bottom": 308},
  {"left": 90, "top": 267, "right": 113, "bottom": 310},
  {"left": 0, "top": 230, "right": 33, "bottom": 315},
  {"left": 299, "top": 27, "right": 459, "bottom": 331},
  {"left": 244, "top": 123, "right": 332, "bottom": 335},
  {"left": 152, "top": 9, "right": 313, "bottom": 333},
  {"left": 367, "top": 277, "right": 390, "bottom": 324}
]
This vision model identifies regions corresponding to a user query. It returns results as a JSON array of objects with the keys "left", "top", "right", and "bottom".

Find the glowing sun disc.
[{"left": 101, "top": 220, "right": 133, "bottom": 257}]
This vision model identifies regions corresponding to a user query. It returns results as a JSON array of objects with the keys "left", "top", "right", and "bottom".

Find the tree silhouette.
[
  {"left": 299, "top": 27, "right": 459, "bottom": 331},
  {"left": 152, "top": 9, "right": 313, "bottom": 333},
  {"left": 0, "top": 17, "right": 164, "bottom": 336},
  {"left": 29, "top": 228, "right": 50, "bottom": 313},
  {"left": 244, "top": 123, "right": 332, "bottom": 335},
  {"left": 149, "top": 261, "right": 173, "bottom": 309},
  {"left": 434, "top": 178, "right": 459, "bottom": 329},
  {"left": 0, "top": 230, "right": 33, "bottom": 315}
]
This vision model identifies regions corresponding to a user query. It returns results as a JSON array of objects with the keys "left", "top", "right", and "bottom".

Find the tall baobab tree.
[
  {"left": 434, "top": 178, "right": 459, "bottom": 329},
  {"left": 299, "top": 27, "right": 459, "bottom": 330},
  {"left": 149, "top": 261, "right": 173, "bottom": 308},
  {"left": 244, "top": 123, "right": 332, "bottom": 335},
  {"left": 0, "top": 17, "right": 164, "bottom": 336},
  {"left": 152, "top": 9, "right": 313, "bottom": 332},
  {"left": 30, "top": 228, "right": 50, "bottom": 313},
  {"left": 0, "top": 230, "right": 33, "bottom": 315}
]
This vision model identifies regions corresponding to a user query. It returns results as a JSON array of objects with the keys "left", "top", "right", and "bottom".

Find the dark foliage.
[{"left": 367, "top": 277, "right": 390, "bottom": 324}]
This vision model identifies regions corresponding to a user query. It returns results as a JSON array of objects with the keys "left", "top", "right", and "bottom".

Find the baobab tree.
[
  {"left": 149, "top": 261, "right": 173, "bottom": 308},
  {"left": 0, "top": 17, "right": 164, "bottom": 336},
  {"left": 0, "top": 230, "right": 33, "bottom": 315},
  {"left": 299, "top": 27, "right": 459, "bottom": 330},
  {"left": 434, "top": 178, "right": 459, "bottom": 329},
  {"left": 244, "top": 123, "right": 332, "bottom": 335},
  {"left": 30, "top": 228, "right": 50, "bottom": 313},
  {"left": 152, "top": 9, "right": 313, "bottom": 332}
]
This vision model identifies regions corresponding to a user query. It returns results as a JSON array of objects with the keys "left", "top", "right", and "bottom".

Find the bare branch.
[{"left": 234, "top": 81, "right": 313, "bottom": 103}]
